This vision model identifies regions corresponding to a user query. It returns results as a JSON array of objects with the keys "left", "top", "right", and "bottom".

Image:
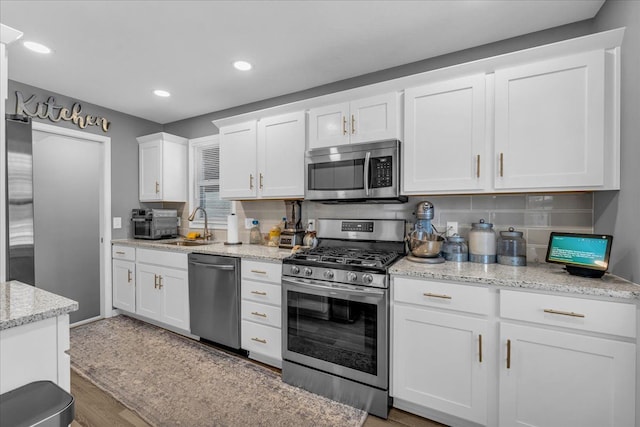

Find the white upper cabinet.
[
  {"left": 404, "top": 74, "right": 487, "bottom": 194},
  {"left": 308, "top": 92, "right": 400, "bottom": 149},
  {"left": 494, "top": 50, "right": 606, "bottom": 190},
  {"left": 220, "top": 112, "right": 305, "bottom": 200},
  {"left": 137, "top": 132, "right": 188, "bottom": 202},
  {"left": 258, "top": 111, "right": 306, "bottom": 198},
  {"left": 219, "top": 121, "right": 258, "bottom": 199}
]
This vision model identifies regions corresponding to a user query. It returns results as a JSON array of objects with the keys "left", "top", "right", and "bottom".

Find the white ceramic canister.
[{"left": 468, "top": 219, "right": 497, "bottom": 263}]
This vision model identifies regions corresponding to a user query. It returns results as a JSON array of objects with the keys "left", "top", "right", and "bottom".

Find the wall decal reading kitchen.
[{"left": 14, "top": 91, "right": 111, "bottom": 132}]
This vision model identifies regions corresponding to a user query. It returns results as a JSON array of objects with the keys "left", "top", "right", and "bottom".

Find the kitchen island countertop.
[
  {"left": 391, "top": 258, "right": 640, "bottom": 301},
  {"left": 0, "top": 281, "right": 79, "bottom": 330},
  {"left": 112, "top": 238, "right": 293, "bottom": 261}
]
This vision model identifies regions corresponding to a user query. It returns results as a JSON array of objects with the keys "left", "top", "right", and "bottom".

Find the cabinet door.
[
  {"left": 350, "top": 92, "right": 399, "bottom": 144},
  {"left": 404, "top": 74, "right": 486, "bottom": 193},
  {"left": 135, "top": 265, "right": 163, "bottom": 322},
  {"left": 158, "top": 266, "right": 190, "bottom": 331},
  {"left": 219, "top": 121, "right": 257, "bottom": 199},
  {"left": 494, "top": 50, "right": 605, "bottom": 190},
  {"left": 139, "top": 140, "right": 162, "bottom": 201},
  {"left": 393, "top": 305, "right": 488, "bottom": 425},
  {"left": 257, "top": 111, "right": 305, "bottom": 198},
  {"left": 308, "top": 102, "right": 350, "bottom": 149},
  {"left": 112, "top": 259, "right": 135, "bottom": 312},
  {"left": 499, "top": 323, "right": 636, "bottom": 427}
]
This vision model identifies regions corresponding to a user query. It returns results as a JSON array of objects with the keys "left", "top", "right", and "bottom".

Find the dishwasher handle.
[{"left": 189, "top": 261, "right": 235, "bottom": 271}]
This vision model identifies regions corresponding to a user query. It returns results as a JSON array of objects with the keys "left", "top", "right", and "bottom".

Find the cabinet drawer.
[
  {"left": 112, "top": 245, "right": 135, "bottom": 261},
  {"left": 241, "top": 260, "right": 281, "bottom": 283},
  {"left": 241, "top": 321, "right": 281, "bottom": 361},
  {"left": 242, "top": 301, "right": 281, "bottom": 328},
  {"left": 394, "top": 277, "right": 490, "bottom": 315},
  {"left": 500, "top": 290, "right": 637, "bottom": 338},
  {"left": 137, "top": 248, "right": 187, "bottom": 270},
  {"left": 242, "top": 280, "right": 281, "bottom": 307}
]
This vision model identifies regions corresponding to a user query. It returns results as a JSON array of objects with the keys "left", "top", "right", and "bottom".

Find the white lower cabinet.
[
  {"left": 392, "top": 278, "right": 490, "bottom": 425},
  {"left": 240, "top": 259, "right": 282, "bottom": 368},
  {"left": 391, "top": 277, "right": 638, "bottom": 427},
  {"left": 498, "top": 289, "right": 636, "bottom": 427},
  {"left": 499, "top": 323, "right": 636, "bottom": 427},
  {"left": 112, "top": 259, "right": 135, "bottom": 312},
  {"left": 112, "top": 246, "right": 190, "bottom": 333}
]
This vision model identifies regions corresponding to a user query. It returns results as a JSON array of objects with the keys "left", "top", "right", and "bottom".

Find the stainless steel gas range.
[{"left": 281, "top": 218, "right": 406, "bottom": 419}]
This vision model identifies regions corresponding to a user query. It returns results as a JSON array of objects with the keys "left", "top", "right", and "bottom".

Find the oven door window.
[
  {"left": 286, "top": 290, "right": 377, "bottom": 375},
  {"left": 133, "top": 220, "right": 151, "bottom": 237},
  {"left": 308, "top": 159, "right": 364, "bottom": 191}
]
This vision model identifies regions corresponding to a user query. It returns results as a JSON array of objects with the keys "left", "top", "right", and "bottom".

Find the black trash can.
[{"left": 0, "top": 381, "right": 75, "bottom": 427}]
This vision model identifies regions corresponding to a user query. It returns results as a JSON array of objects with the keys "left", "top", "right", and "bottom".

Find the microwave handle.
[{"left": 364, "top": 151, "right": 371, "bottom": 196}]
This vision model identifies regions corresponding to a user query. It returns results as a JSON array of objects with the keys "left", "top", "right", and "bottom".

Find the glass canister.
[
  {"left": 442, "top": 235, "right": 468, "bottom": 262},
  {"left": 468, "top": 219, "right": 497, "bottom": 263},
  {"left": 249, "top": 220, "right": 262, "bottom": 244},
  {"left": 497, "top": 227, "right": 527, "bottom": 266}
]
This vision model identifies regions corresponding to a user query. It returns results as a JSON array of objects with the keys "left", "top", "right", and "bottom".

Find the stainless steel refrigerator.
[{"left": 5, "top": 114, "right": 35, "bottom": 285}]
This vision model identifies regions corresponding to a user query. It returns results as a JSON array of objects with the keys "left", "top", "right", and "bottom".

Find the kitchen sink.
[{"left": 162, "top": 240, "right": 213, "bottom": 247}]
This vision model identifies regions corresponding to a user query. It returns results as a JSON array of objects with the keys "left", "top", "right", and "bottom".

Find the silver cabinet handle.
[
  {"left": 351, "top": 114, "right": 356, "bottom": 134},
  {"left": 115, "top": 251, "right": 126, "bottom": 255},
  {"left": 478, "top": 334, "right": 483, "bottom": 363},
  {"left": 250, "top": 269, "right": 267, "bottom": 275},
  {"left": 155, "top": 181, "right": 160, "bottom": 194},
  {"left": 250, "top": 290, "right": 267, "bottom": 295},
  {"left": 543, "top": 309, "right": 585, "bottom": 318},
  {"left": 506, "top": 339, "right": 511, "bottom": 369},
  {"left": 249, "top": 174, "right": 254, "bottom": 190},
  {"left": 154, "top": 274, "right": 158, "bottom": 289},
  {"left": 251, "top": 337, "right": 267, "bottom": 344},
  {"left": 476, "top": 154, "right": 481, "bottom": 178},
  {"left": 499, "top": 153, "right": 504, "bottom": 177},
  {"left": 342, "top": 116, "right": 347, "bottom": 135},
  {"left": 251, "top": 311, "right": 267, "bottom": 318},
  {"left": 127, "top": 270, "right": 132, "bottom": 283}
]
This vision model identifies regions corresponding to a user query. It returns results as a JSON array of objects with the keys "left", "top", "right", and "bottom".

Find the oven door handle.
[
  {"left": 363, "top": 151, "right": 371, "bottom": 196},
  {"left": 283, "top": 277, "right": 385, "bottom": 297}
]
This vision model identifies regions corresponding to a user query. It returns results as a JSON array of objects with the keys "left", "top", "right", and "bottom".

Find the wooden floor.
[{"left": 70, "top": 368, "right": 444, "bottom": 427}]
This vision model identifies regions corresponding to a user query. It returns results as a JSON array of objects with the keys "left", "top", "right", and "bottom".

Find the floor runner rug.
[{"left": 70, "top": 315, "right": 366, "bottom": 427}]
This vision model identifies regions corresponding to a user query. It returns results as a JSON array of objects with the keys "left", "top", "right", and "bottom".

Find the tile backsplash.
[
  {"left": 235, "top": 193, "right": 593, "bottom": 262},
  {"left": 168, "top": 192, "right": 593, "bottom": 263}
]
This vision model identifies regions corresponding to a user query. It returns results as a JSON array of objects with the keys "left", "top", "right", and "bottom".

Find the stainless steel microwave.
[{"left": 305, "top": 139, "right": 407, "bottom": 203}]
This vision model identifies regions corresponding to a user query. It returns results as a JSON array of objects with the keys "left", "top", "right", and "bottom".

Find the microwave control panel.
[{"left": 371, "top": 156, "right": 393, "bottom": 188}]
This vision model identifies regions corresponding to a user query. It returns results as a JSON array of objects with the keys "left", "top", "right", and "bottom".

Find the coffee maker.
[{"left": 279, "top": 200, "right": 305, "bottom": 249}]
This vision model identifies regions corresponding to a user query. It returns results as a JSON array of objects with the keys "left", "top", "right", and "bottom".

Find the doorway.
[{"left": 31, "top": 122, "right": 111, "bottom": 324}]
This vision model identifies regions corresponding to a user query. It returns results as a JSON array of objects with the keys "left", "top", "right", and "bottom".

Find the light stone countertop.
[
  {"left": 390, "top": 258, "right": 640, "bottom": 301},
  {"left": 0, "top": 281, "right": 79, "bottom": 330},
  {"left": 112, "top": 238, "right": 293, "bottom": 262}
]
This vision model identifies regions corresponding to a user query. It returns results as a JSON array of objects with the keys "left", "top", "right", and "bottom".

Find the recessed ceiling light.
[
  {"left": 153, "top": 89, "right": 171, "bottom": 97},
  {"left": 233, "top": 60, "right": 252, "bottom": 71},
  {"left": 23, "top": 41, "right": 51, "bottom": 54}
]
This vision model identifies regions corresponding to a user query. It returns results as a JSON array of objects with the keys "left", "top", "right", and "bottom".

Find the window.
[{"left": 188, "top": 135, "right": 232, "bottom": 228}]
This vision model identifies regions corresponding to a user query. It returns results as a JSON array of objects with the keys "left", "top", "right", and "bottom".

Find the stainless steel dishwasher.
[{"left": 188, "top": 253, "right": 240, "bottom": 349}]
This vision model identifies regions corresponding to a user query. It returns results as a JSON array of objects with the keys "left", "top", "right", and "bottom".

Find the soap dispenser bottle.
[{"left": 249, "top": 220, "right": 262, "bottom": 245}]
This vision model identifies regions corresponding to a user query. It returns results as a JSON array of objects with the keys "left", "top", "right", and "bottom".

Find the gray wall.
[
  {"left": 592, "top": 0, "right": 640, "bottom": 283},
  {"left": 6, "top": 80, "right": 163, "bottom": 239}
]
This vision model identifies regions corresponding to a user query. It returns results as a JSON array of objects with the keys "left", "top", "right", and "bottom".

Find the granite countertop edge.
[
  {"left": 111, "top": 238, "right": 292, "bottom": 262},
  {"left": 390, "top": 259, "right": 640, "bottom": 301},
  {"left": 0, "top": 281, "right": 79, "bottom": 331}
]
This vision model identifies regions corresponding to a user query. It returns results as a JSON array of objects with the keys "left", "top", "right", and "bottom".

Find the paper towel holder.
[{"left": 225, "top": 213, "right": 243, "bottom": 245}]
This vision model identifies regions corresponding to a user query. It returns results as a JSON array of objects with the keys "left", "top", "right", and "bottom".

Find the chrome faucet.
[{"left": 188, "top": 206, "right": 212, "bottom": 241}]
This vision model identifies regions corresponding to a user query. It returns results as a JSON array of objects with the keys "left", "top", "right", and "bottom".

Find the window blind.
[{"left": 193, "top": 143, "right": 231, "bottom": 226}]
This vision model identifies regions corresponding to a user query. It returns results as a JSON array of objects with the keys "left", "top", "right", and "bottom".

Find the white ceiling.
[{"left": 1, "top": 1, "right": 604, "bottom": 124}]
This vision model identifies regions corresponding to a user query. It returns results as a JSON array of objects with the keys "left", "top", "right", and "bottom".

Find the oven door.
[
  {"left": 305, "top": 140, "right": 400, "bottom": 201},
  {"left": 282, "top": 276, "right": 388, "bottom": 389},
  {"left": 131, "top": 217, "right": 153, "bottom": 239}
]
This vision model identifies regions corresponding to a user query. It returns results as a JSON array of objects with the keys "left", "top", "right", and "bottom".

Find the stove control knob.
[
  {"left": 362, "top": 274, "right": 374, "bottom": 284},
  {"left": 303, "top": 267, "right": 313, "bottom": 277},
  {"left": 290, "top": 266, "right": 300, "bottom": 275},
  {"left": 347, "top": 272, "right": 358, "bottom": 282},
  {"left": 324, "top": 270, "right": 334, "bottom": 279}
]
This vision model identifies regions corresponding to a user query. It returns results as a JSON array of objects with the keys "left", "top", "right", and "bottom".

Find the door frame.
[{"left": 31, "top": 122, "right": 112, "bottom": 322}]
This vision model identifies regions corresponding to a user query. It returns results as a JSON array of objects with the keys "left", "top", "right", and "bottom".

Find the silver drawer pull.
[
  {"left": 250, "top": 290, "right": 267, "bottom": 296},
  {"left": 251, "top": 270, "right": 267, "bottom": 275},
  {"left": 251, "top": 337, "right": 267, "bottom": 344},
  {"left": 115, "top": 251, "right": 126, "bottom": 255},
  {"left": 543, "top": 309, "right": 585, "bottom": 318},
  {"left": 423, "top": 292, "right": 452, "bottom": 300},
  {"left": 251, "top": 311, "right": 267, "bottom": 318}
]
